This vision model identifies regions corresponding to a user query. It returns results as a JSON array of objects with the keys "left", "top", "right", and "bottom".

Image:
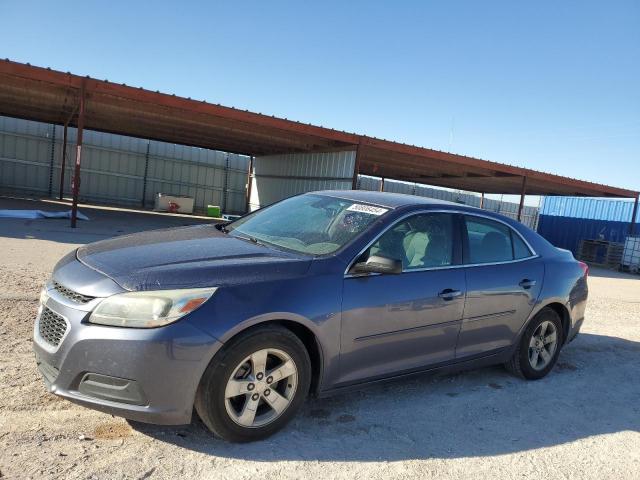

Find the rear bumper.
[
  {"left": 33, "top": 294, "right": 223, "bottom": 425},
  {"left": 566, "top": 316, "right": 584, "bottom": 344}
]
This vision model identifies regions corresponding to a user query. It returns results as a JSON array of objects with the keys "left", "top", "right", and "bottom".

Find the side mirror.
[{"left": 353, "top": 255, "right": 403, "bottom": 275}]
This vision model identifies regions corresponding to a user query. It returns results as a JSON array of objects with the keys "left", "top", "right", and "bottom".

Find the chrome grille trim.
[
  {"left": 52, "top": 280, "right": 95, "bottom": 304},
  {"left": 38, "top": 306, "right": 69, "bottom": 348}
]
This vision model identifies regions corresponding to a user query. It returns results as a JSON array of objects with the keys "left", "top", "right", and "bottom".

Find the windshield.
[{"left": 226, "top": 194, "right": 390, "bottom": 255}]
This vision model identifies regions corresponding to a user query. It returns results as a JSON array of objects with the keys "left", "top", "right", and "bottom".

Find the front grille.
[
  {"left": 53, "top": 280, "right": 94, "bottom": 304},
  {"left": 38, "top": 307, "right": 68, "bottom": 347}
]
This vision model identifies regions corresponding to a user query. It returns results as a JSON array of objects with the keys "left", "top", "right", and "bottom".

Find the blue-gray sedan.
[{"left": 33, "top": 190, "right": 588, "bottom": 442}]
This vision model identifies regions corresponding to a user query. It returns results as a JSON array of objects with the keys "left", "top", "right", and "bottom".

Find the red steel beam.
[
  {"left": 359, "top": 139, "right": 637, "bottom": 198},
  {"left": 58, "top": 104, "right": 78, "bottom": 200},
  {"left": 245, "top": 155, "right": 255, "bottom": 213},
  {"left": 70, "top": 82, "right": 86, "bottom": 228},
  {"left": 352, "top": 142, "right": 362, "bottom": 190},
  {"left": 630, "top": 194, "right": 639, "bottom": 235},
  {"left": 0, "top": 60, "right": 359, "bottom": 146},
  {"left": 58, "top": 121, "right": 68, "bottom": 200},
  {"left": 517, "top": 176, "right": 528, "bottom": 221}
]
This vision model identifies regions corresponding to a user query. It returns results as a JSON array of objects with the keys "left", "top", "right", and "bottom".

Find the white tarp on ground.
[{"left": 0, "top": 210, "right": 90, "bottom": 221}]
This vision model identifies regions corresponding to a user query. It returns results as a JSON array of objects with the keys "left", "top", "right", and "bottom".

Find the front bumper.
[{"left": 33, "top": 290, "right": 223, "bottom": 425}]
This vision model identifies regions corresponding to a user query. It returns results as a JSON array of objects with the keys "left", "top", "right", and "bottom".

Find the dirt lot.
[{"left": 1, "top": 198, "right": 639, "bottom": 479}]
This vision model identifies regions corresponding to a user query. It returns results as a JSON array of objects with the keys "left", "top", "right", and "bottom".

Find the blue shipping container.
[
  {"left": 538, "top": 196, "right": 639, "bottom": 255},
  {"left": 540, "top": 197, "right": 639, "bottom": 222},
  {"left": 537, "top": 216, "right": 631, "bottom": 255}
]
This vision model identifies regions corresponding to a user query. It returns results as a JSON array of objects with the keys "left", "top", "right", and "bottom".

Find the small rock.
[
  {"left": 336, "top": 414, "right": 356, "bottom": 423},
  {"left": 78, "top": 434, "right": 93, "bottom": 441},
  {"left": 557, "top": 362, "right": 578, "bottom": 371},
  {"left": 307, "top": 408, "right": 330, "bottom": 419}
]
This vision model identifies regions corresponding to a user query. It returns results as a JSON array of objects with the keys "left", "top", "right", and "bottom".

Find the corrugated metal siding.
[
  {"left": 249, "top": 151, "right": 355, "bottom": 211},
  {"left": 144, "top": 143, "right": 248, "bottom": 214},
  {"left": 357, "top": 175, "right": 539, "bottom": 229},
  {"left": 483, "top": 197, "right": 539, "bottom": 230},
  {"left": 356, "top": 175, "right": 381, "bottom": 192},
  {"left": 359, "top": 176, "right": 483, "bottom": 206},
  {"left": 540, "top": 196, "right": 639, "bottom": 222},
  {"left": 537, "top": 216, "right": 631, "bottom": 255},
  {"left": 54, "top": 127, "right": 148, "bottom": 205},
  {"left": 0, "top": 115, "right": 249, "bottom": 214},
  {"left": 0, "top": 116, "right": 54, "bottom": 195}
]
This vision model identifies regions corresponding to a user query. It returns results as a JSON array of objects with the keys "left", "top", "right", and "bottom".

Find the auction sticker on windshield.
[{"left": 346, "top": 204, "right": 389, "bottom": 216}]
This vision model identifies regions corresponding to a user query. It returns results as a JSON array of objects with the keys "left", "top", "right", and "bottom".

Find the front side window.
[
  {"left": 464, "top": 216, "right": 532, "bottom": 264},
  {"left": 364, "top": 213, "right": 455, "bottom": 270},
  {"left": 226, "top": 194, "right": 389, "bottom": 255}
]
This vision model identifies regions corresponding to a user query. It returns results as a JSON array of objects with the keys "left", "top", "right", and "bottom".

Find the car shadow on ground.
[{"left": 131, "top": 332, "right": 640, "bottom": 461}]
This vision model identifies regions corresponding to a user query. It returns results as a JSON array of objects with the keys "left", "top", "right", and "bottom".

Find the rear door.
[
  {"left": 339, "top": 212, "right": 466, "bottom": 385},
  {"left": 455, "top": 214, "right": 544, "bottom": 358}
]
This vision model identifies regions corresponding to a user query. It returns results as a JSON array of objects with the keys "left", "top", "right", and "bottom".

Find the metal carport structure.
[{"left": 0, "top": 59, "right": 637, "bottom": 229}]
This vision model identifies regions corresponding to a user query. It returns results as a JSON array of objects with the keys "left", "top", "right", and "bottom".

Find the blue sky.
[{"left": 2, "top": 0, "right": 639, "bottom": 202}]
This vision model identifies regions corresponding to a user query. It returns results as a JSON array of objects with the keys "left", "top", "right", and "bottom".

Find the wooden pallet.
[{"left": 577, "top": 239, "right": 625, "bottom": 269}]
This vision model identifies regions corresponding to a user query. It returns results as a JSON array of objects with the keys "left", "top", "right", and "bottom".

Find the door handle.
[
  {"left": 519, "top": 279, "right": 537, "bottom": 289},
  {"left": 438, "top": 289, "right": 463, "bottom": 300}
]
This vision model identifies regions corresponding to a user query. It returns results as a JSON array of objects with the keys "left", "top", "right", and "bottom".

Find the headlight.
[{"left": 88, "top": 287, "right": 217, "bottom": 328}]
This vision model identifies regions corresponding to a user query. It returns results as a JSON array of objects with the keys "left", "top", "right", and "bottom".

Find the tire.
[
  {"left": 194, "top": 325, "right": 311, "bottom": 442},
  {"left": 505, "top": 307, "right": 564, "bottom": 380}
]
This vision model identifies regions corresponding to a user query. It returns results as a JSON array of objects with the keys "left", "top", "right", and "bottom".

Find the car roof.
[{"left": 312, "top": 189, "right": 475, "bottom": 209}]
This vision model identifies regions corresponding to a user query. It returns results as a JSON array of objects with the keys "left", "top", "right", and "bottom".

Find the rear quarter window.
[{"left": 512, "top": 230, "right": 533, "bottom": 259}]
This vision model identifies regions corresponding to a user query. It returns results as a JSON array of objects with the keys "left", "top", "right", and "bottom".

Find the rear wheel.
[
  {"left": 195, "top": 325, "right": 311, "bottom": 442},
  {"left": 505, "top": 307, "right": 563, "bottom": 380}
]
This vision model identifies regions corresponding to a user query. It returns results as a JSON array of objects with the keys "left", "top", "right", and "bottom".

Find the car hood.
[{"left": 76, "top": 224, "right": 312, "bottom": 291}]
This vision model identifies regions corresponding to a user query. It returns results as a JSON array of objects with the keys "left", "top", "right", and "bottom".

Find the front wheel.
[
  {"left": 505, "top": 307, "right": 563, "bottom": 380},
  {"left": 195, "top": 325, "right": 311, "bottom": 442}
]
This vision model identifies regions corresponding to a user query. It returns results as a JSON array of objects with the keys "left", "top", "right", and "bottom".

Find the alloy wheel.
[
  {"left": 528, "top": 320, "right": 558, "bottom": 371},
  {"left": 224, "top": 348, "right": 298, "bottom": 428}
]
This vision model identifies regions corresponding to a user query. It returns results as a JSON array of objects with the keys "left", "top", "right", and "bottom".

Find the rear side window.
[{"left": 464, "top": 216, "right": 531, "bottom": 264}]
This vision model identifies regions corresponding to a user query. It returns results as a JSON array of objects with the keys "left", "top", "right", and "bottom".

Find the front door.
[{"left": 338, "top": 212, "right": 465, "bottom": 386}]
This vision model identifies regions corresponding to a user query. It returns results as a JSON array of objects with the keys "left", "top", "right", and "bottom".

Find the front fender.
[
  {"left": 183, "top": 271, "right": 343, "bottom": 391},
  {"left": 214, "top": 311, "right": 323, "bottom": 345}
]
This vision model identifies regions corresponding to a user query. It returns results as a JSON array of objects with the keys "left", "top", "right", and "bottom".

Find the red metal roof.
[{"left": 0, "top": 59, "right": 636, "bottom": 198}]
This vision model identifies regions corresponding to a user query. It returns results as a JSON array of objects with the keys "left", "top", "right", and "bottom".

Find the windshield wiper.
[{"left": 234, "top": 233, "right": 267, "bottom": 247}]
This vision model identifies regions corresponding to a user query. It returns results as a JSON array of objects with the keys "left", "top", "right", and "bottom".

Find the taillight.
[{"left": 578, "top": 261, "right": 589, "bottom": 277}]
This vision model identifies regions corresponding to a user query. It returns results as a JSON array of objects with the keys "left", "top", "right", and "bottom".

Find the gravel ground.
[{"left": 1, "top": 200, "right": 639, "bottom": 479}]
